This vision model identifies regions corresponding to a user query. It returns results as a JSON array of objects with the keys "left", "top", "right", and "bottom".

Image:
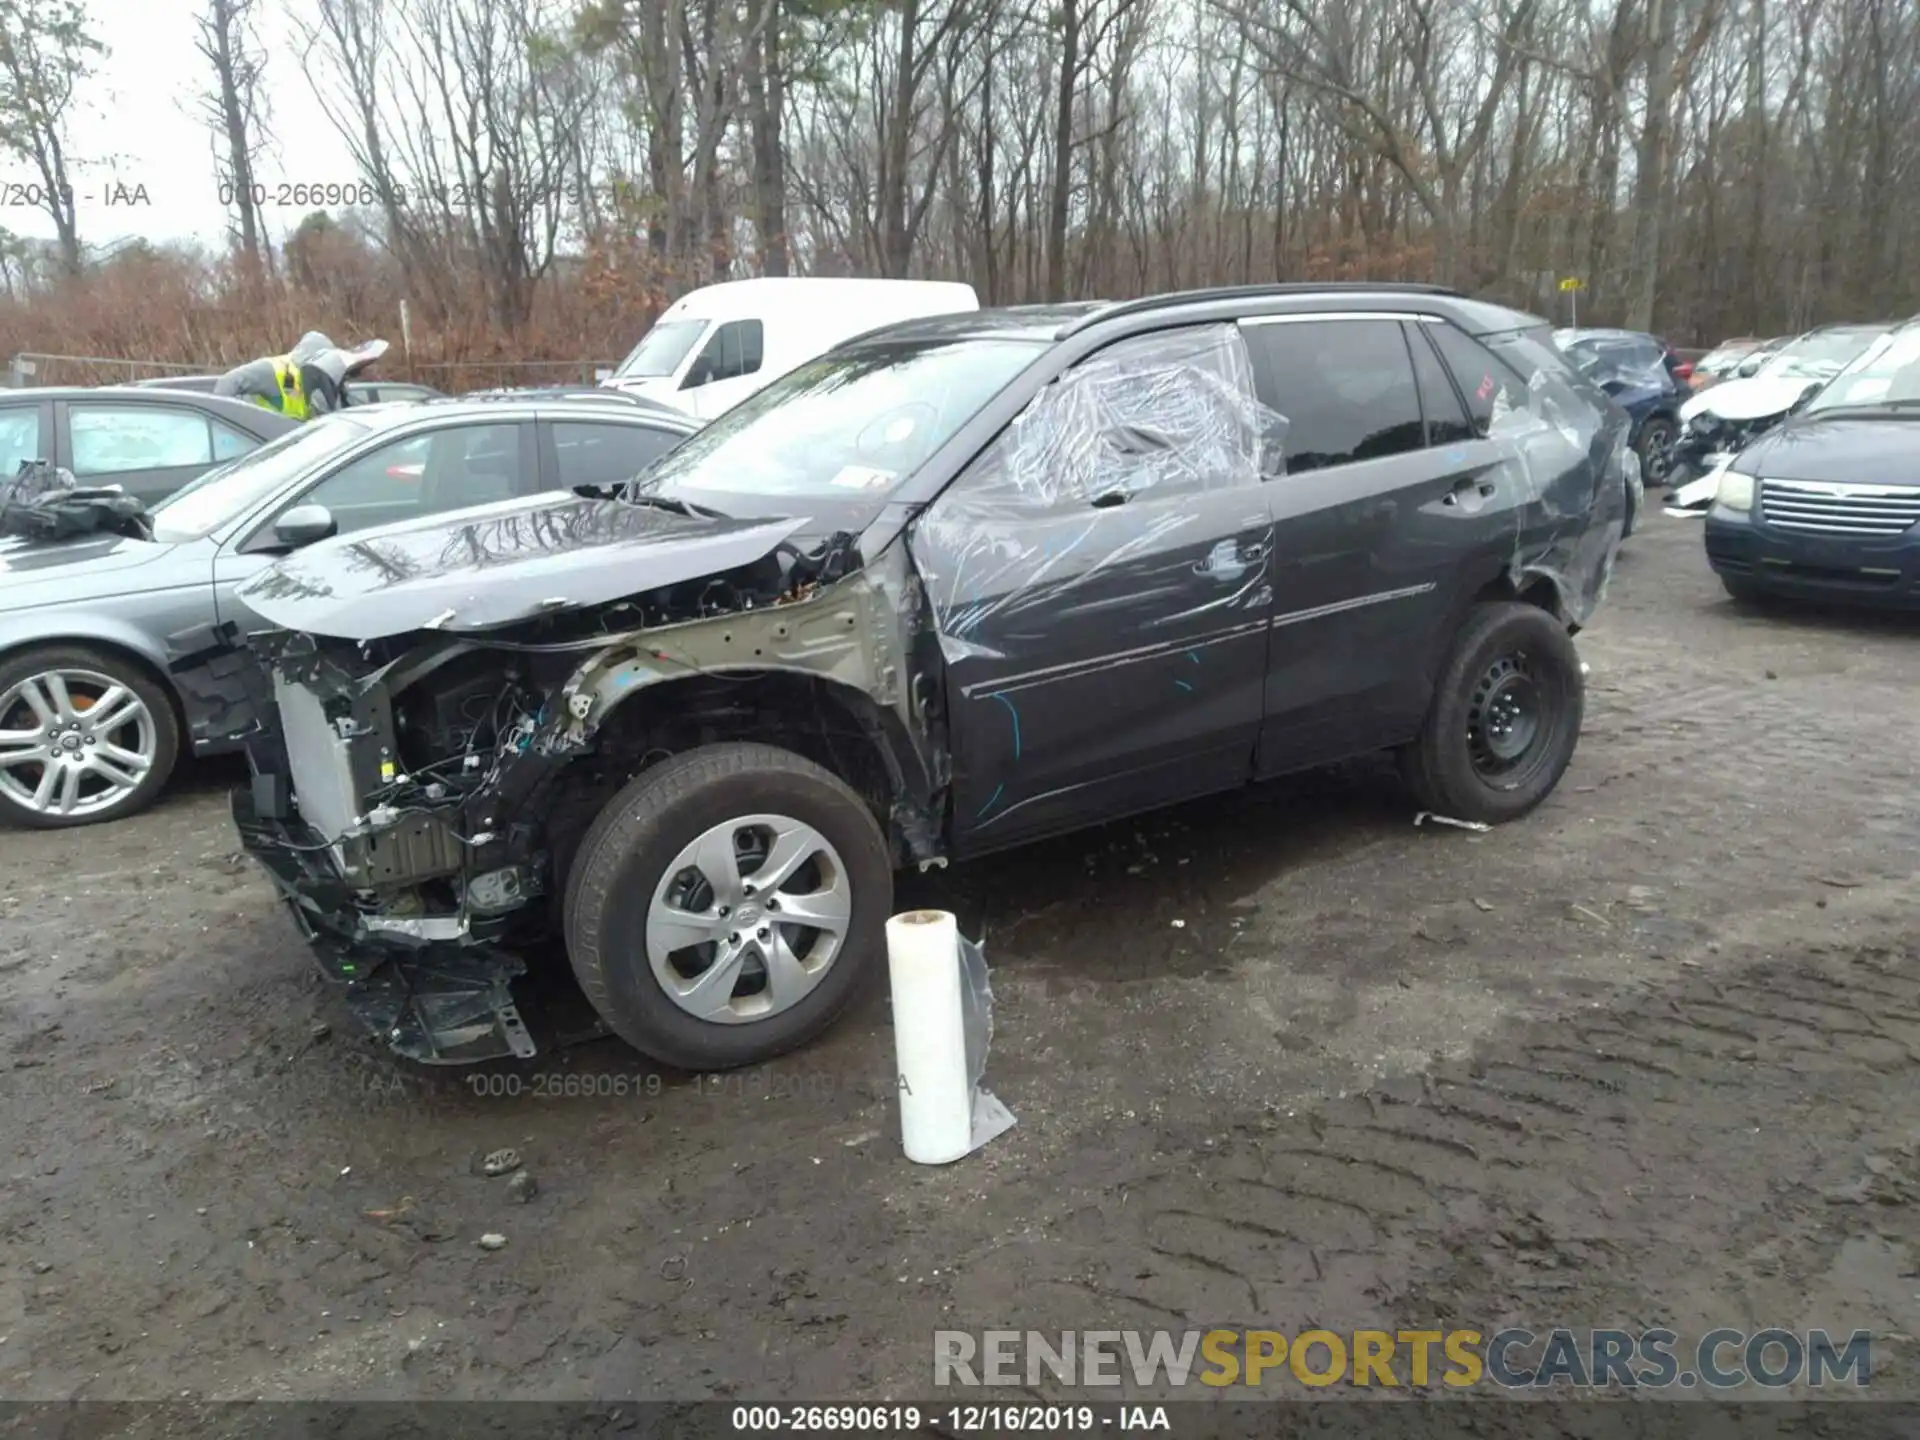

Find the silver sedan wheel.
[
  {"left": 645, "top": 812, "right": 854, "bottom": 1024},
  {"left": 0, "top": 668, "right": 158, "bottom": 819}
]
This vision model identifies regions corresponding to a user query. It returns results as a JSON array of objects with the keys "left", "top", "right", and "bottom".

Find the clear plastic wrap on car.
[
  {"left": 913, "top": 323, "right": 1287, "bottom": 658},
  {"left": 1483, "top": 357, "right": 1626, "bottom": 626}
]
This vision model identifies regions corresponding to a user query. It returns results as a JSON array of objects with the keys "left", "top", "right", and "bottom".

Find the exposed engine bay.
[{"left": 170, "top": 519, "right": 947, "bottom": 1064}]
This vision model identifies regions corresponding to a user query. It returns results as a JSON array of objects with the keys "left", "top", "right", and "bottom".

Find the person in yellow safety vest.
[{"left": 213, "top": 332, "right": 373, "bottom": 419}]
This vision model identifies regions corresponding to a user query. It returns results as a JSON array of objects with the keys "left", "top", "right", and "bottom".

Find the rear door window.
[
  {"left": 1405, "top": 324, "right": 1476, "bottom": 446},
  {"left": 552, "top": 421, "right": 683, "bottom": 490},
  {"left": 211, "top": 419, "right": 258, "bottom": 461},
  {"left": 1240, "top": 318, "right": 1426, "bottom": 474},
  {"left": 1428, "top": 323, "right": 1532, "bottom": 435}
]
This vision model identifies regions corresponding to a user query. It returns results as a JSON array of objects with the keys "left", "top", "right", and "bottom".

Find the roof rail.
[{"left": 1056, "top": 282, "right": 1464, "bottom": 337}]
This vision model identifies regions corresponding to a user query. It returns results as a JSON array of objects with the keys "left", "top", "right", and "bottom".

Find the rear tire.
[
  {"left": 1397, "top": 602, "right": 1584, "bottom": 825},
  {"left": 563, "top": 742, "right": 893, "bottom": 1070},
  {"left": 0, "top": 644, "right": 179, "bottom": 829}
]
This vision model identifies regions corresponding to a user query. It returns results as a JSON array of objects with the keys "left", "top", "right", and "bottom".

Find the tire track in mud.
[{"left": 997, "top": 941, "right": 1920, "bottom": 1397}]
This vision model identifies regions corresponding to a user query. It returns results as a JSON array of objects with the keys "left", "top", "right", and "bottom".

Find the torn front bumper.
[{"left": 232, "top": 786, "right": 538, "bottom": 1065}]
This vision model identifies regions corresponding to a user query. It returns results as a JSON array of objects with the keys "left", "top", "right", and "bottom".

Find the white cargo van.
[{"left": 600, "top": 276, "right": 980, "bottom": 420}]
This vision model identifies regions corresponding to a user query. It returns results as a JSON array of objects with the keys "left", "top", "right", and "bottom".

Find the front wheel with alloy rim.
[
  {"left": 1397, "top": 601, "right": 1584, "bottom": 825},
  {"left": 0, "top": 645, "right": 179, "bottom": 828},
  {"left": 1636, "top": 418, "right": 1677, "bottom": 489},
  {"left": 563, "top": 742, "right": 893, "bottom": 1070}
]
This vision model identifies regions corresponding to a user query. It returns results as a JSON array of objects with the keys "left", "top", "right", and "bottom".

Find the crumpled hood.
[
  {"left": 1732, "top": 415, "right": 1920, "bottom": 487},
  {"left": 236, "top": 490, "right": 809, "bottom": 640},
  {"left": 1681, "top": 375, "right": 1821, "bottom": 424}
]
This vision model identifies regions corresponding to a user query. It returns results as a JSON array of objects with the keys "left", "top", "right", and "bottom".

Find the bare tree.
[
  {"left": 195, "top": 0, "right": 272, "bottom": 279},
  {"left": 0, "top": 0, "right": 101, "bottom": 274}
]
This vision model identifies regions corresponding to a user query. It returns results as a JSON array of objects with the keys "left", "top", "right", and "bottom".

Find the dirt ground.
[{"left": 3, "top": 507, "right": 1919, "bottom": 1406}]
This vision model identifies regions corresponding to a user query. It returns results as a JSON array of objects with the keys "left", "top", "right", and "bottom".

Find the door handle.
[
  {"left": 1443, "top": 478, "right": 1497, "bottom": 507},
  {"left": 1195, "top": 539, "right": 1264, "bottom": 577}
]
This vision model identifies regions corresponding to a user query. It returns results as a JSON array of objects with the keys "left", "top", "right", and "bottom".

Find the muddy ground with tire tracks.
[{"left": 2, "top": 508, "right": 1918, "bottom": 1405}]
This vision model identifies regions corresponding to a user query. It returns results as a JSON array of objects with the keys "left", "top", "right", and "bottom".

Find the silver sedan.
[{"left": 0, "top": 395, "right": 699, "bottom": 827}]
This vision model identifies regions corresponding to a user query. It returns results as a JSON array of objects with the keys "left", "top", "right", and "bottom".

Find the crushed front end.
[
  {"left": 173, "top": 623, "right": 553, "bottom": 1063},
  {"left": 166, "top": 504, "right": 949, "bottom": 1067}
]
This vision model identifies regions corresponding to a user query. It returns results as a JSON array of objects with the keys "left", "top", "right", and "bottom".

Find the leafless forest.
[{"left": 0, "top": 0, "right": 1915, "bottom": 376}]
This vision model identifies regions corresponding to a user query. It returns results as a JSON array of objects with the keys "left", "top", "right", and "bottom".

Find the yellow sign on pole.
[{"left": 1558, "top": 276, "right": 1585, "bottom": 292}]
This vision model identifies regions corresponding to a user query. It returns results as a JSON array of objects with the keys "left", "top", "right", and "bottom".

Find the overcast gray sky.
[{"left": 1, "top": 0, "right": 360, "bottom": 250}]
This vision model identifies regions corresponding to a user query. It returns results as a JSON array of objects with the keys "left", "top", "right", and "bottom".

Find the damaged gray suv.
[{"left": 174, "top": 284, "right": 1629, "bottom": 1069}]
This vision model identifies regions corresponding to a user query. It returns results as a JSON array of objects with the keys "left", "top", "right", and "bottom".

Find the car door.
[
  {"left": 538, "top": 415, "right": 690, "bottom": 493},
  {"left": 59, "top": 399, "right": 259, "bottom": 506},
  {"left": 1240, "top": 314, "right": 1519, "bottom": 773},
  {"left": 210, "top": 420, "right": 539, "bottom": 625},
  {"left": 678, "top": 319, "right": 766, "bottom": 419},
  {"left": 909, "top": 323, "right": 1277, "bottom": 854}
]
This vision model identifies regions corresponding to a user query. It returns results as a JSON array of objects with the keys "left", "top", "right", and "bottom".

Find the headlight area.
[
  {"left": 222, "top": 632, "right": 571, "bottom": 1064},
  {"left": 1714, "top": 469, "right": 1756, "bottom": 513}
]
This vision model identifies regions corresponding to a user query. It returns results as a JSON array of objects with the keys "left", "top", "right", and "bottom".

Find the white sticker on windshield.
[{"left": 830, "top": 465, "right": 896, "bottom": 490}]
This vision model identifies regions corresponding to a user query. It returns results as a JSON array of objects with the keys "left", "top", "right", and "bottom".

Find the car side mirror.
[
  {"left": 1790, "top": 382, "right": 1823, "bottom": 413},
  {"left": 273, "top": 503, "right": 337, "bottom": 549},
  {"left": 1736, "top": 359, "right": 1762, "bottom": 377}
]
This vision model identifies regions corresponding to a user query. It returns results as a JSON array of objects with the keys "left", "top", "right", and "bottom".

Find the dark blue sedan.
[{"left": 1554, "top": 329, "right": 1688, "bottom": 489}]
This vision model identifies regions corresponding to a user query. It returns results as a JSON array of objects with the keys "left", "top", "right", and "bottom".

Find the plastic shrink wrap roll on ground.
[{"left": 885, "top": 909, "right": 1016, "bottom": 1165}]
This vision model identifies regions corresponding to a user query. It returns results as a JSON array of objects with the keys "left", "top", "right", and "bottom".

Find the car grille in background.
[{"left": 1759, "top": 480, "right": 1920, "bottom": 536}]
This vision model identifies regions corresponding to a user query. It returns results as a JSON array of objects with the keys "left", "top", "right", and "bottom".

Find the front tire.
[
  {"left": 1398, "top": 602, "right": 1584, "bottom": 825},
  {"left": 563, "top": 742, "right": 893, "bottom": 1070},
  {"left": 1635, "top": 417, "right": 1677, "bottom": 489},
  {"left": 0, "top": 645, "right": 179, "bottom": 828},
  {"left": 1720, "top": 574, "right": 1771, "bottom": 606}
]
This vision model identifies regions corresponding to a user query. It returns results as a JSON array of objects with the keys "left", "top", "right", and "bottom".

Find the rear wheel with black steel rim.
[
  {"left": 563, "top": 742, "right": 892, "bottom": 1070},
  {"left": 1398, "top": 602, "right": 1584, "bottom": 825}
]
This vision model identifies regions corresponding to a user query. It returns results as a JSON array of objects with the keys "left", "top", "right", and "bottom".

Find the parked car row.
[
  {"left": 2, "top": 279, "right": 1633, "bottom": 1076},
  {"left": 1671, "top": 322, "right": 1893, "bottom": 482},
  {"left": 1685, "top": 315, "right": 1920, "bottom": 609}
]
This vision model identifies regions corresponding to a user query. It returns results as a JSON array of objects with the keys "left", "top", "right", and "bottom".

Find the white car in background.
[
  {"left": 601, "top": 277, "right": 981, "bottom": 420},
  {"left": 1669, "top": 322, "right": 1891, "bottom": 497}
]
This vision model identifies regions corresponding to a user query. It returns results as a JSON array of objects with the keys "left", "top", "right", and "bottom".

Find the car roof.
[
  {"left": 1800, "top": 322, "right": 1890, "bottom": 338},
  {"left": 837, "top": 285, "right": 1549, "bottom": 356},
  {"left": 1559, "top": 327, "right": 1655, "bottom": 343},
  {"left": 335, "top": 394, "right": 703, "bottom": 432},
  {"left": 656, "top": 276, "right": 981, "bottom": 324},
  {"left": 0, "top": 384, "right": 302, "bottom": 427}
]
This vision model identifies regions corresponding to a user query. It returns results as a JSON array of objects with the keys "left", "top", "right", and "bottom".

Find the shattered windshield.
[
  {"left": 1804, "top": 326, "right": 1920, "bottom": 413},
  {"left": 637, "top": 337, "right": 1045, "bottom": 502},
  {"left": 614, "top": 320, "right": 708, "bottom": 380},
  {"left": 147, "top": 416, "right": 372, "bottom": 542},
  {"left": 1756, "top": 329, "right": 1887, "bottom": 382}
]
